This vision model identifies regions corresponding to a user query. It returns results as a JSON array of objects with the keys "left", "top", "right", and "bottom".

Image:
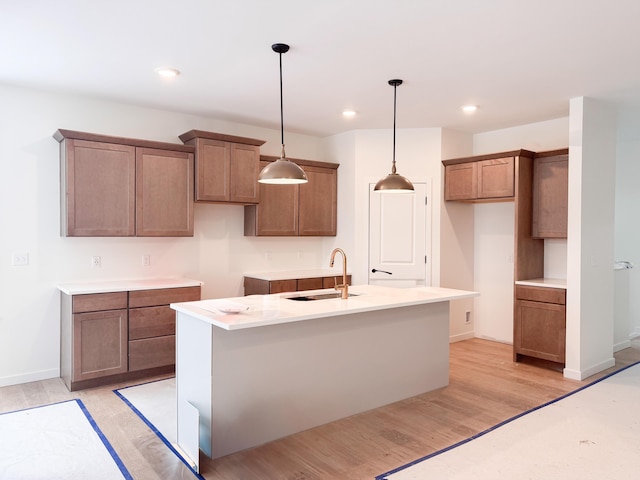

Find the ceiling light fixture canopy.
[
  {"left": 374, "top": 79, "right": 414, "bottom": 193},
  {"left": 258, "top": 43, "right": 308, "bottom": 185}
]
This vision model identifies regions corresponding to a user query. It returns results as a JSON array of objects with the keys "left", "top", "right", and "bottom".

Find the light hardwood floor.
[{"left": 2, "top": 338, "right": 639, "bottom": 480}]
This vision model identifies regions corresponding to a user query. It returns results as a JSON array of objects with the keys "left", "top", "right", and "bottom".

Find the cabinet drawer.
[
  {"left": 269, "top": 279, "right": 297, "bottom": 294},
  {"left": 73, "top": 292, "right": 128, "bottom": 313},
  {"left": 297, "top": 277, "right": 323, "bottom": 291},
  {"left": 129, "top": 305, "right": 175, "bottom": 340},
  {"left": 129, "top": 286, "right": 201, "bottom": 308},
  {"left": 129, "top": 335, "right": 175, "bottom": 371},
  {"left": 322, "top": 275, "right": 352, "bottom": 289},
  {"left": 515, "top": 285, "right": 565, "bottom": 304}
]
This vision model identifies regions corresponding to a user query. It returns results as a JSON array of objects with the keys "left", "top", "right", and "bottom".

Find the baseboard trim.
[
  {"left": 614, "top": 339, "right": 632, "bottom": 352},
  {"left": 0, "top": 368, "right": 59, "bottom": 388},
  {"left": 563, "top": 357, "right": 616, "bottom": 381},
  {"left": 449, "top": 331, "right": 475, "bottom": 343}
]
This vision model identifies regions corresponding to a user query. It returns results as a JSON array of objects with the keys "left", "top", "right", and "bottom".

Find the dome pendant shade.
[
  {"left": 258, "top": 146, "right": 308, "bottom": 184},
  {"left": 374, "top": 172, "right": 415, "bottom": 192},
  {"left": 374, "top": 79, "right": 414, "bottom": 193},
  {"left": 258, "top": 43, "right": 308, "bottom": 185}
]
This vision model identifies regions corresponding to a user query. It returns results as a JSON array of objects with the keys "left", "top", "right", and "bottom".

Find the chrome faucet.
[{"left": 329, "top": 248, "right": 349, "bottom": 299}]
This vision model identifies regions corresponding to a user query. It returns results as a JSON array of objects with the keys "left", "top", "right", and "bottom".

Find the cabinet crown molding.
[
  {"left": 178, "top": 129, "right": 266, "bottom": 146},
  {"left": 442, "top": 149, "right": 535, "bottom": 166},
  {"left": 53, "top": 129, "right": 195, "bottom": 153}
]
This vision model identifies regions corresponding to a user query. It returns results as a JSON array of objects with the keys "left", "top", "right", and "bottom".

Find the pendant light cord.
[
  {"left": 279, "top": 50, "right": 285, "bottom": 155},
  {"left": 392, "top": 82, "right": 397, "bottom": 174}
]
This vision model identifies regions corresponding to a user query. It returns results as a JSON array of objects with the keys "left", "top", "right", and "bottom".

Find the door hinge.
[
  {"left": 425, "top": 196, "right": 428, "bottom": 205},
  {"left": 425, "top": 255, "right": 427, "bottom": 264}
]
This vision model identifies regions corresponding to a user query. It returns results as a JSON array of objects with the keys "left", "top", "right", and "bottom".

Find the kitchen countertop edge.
[
  {"left": 57, "top": 277, "right": 204, "bottom": 295},
  {"left": 171, "top": 285, "right": 479, "bottom": 331},
  {"left": 515, "top": 278, "right": 567, "bottom": 289}
]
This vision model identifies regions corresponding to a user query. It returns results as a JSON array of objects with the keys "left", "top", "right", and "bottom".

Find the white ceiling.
[{"left": 3, "top": 0, "right": 640, "bottom": 137}]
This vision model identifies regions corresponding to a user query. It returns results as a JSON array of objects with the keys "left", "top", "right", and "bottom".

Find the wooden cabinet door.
[
  {"left": 532, "top": 154, "right": 568, "bottom": 238},
  {"left": 72, "top": 309, "right": 128, "bottom": 382},
  {"left": 477, "top": 157, "right": 514, "bottom": 199},
  {"left": 514, "top": 299, "right": 566, "bottom": 363},
  {"left": 63, "top": 139, "right": 136, "bottom": 236},
  {"left": 135, "top": 148, "right": 194, "bottom": 236},
  {"left": 246, "top": 161, "right": 298, "bottom": 236},
  {"left": 444, "top": 162, "right": 477, "bottom": 201},
  {"left": 299, "top": 166, "right": 337, "bottom": 236},
  {"left": 229, "top": 143, "right": 260, "bottom": 204},
  {"left": 194, "top": 138, "right": 230, "bottom": 202}
]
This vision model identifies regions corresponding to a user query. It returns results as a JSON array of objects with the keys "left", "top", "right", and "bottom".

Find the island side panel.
[
  {"left": 176, "top": 311, "right": 213, "bottom": 459},
  {"left": 209, "top": 301, "right": 449, "bottom": 458}
]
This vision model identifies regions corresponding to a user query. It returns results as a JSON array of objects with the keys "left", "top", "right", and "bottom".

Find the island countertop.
[{"left": 171, "top": 284, "right": 478, "bottom": 331}]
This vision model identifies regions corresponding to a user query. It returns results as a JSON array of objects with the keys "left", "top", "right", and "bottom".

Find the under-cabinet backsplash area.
[{"left": 544, "top": 239, "right": 568, "bottom": 280}]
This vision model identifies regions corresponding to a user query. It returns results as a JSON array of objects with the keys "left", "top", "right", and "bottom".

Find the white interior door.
[{"left": 369, "top": 182, "right": 430, "bottom": 287}]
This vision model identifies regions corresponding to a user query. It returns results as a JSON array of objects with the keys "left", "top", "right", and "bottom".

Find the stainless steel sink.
[{"left": 285, "top": 292, "right": 360, "bottom": 301}]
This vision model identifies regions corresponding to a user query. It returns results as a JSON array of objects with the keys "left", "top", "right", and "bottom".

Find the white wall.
[
  {"left": 470, "top": 118, "right": 570, "bottom": 342},
  {"left": 0, "top": 84, "right": 328, "bottom": 386},
  {"left": 564, "top": 97, "right": 617, "bottom": 380},
  {"left": 614, "top": 110, "right": 640, "bottom": 340},
  {"left": 440, "top": 129, "right": 475, "bottom": 341},
  {"left": 334, "top": 128, "right": 443, "bottom": 287}
]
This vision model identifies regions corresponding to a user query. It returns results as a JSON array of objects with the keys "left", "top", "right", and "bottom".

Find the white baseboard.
[
  {"left": 563, "top": 357, "right": 616, "bottom": 381},
  {"left": 614, "top": 339, "right": 632, "bottom": 352},
  {"left": 449, "top": 331, "right": 475, "bottom": 343},
  {"left": 0, "top": 368, "right": 59, "bottom": 388}
]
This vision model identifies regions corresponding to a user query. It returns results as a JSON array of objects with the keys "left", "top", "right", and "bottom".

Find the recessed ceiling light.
[
  {"left": 461, "top": 104, "right": 477, "bottom": 113},
  {"left": 342, "top": 110, "right": 357, "bottom": 117},
  {"left": 155, "top": 67, "right": 180, "bottom": 77}
]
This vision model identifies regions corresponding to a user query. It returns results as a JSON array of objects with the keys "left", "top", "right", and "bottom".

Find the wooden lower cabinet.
[
  {"left": 244, "top": 275, "right": 352, "bottom": 295},
  {"left": 61, "top": 286, "right": 200, "bottom": 391},
  {"left": 73, "top": 308, "right": 128, "bottom": 382},
  {"left": 514, "top": 285, "right": 566, "bottom": 365}
]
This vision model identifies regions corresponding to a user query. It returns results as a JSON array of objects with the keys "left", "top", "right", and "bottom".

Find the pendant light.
[
  {"left": 258, "top": 43, "right": 308, "bottom": 184},
  {"left": 374, "top": 79, "right": 414, "bottom": 193}
]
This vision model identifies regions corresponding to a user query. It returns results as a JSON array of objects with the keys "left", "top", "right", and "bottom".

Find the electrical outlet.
[
  {"left": 142, "top": 255, "right": 151, "bottom": 267},
  {"left": 465, "top": 311, "right": 471, "bottom": 324},
  {"left": 12, "top": 252, "right": 29, "bottom": 266},
  {"left": 91, "top": 256, "right": 101, "bottom": 268}
]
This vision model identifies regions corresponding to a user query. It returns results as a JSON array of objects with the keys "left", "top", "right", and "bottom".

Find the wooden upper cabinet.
[
  {"left": 54, "top": 129, "right": 195, "bottom": 237},
  {"left": 532, "top": 151, "right": 568, "bottom": 239},
  {"left": 245, "top": 160, "right": 299, "bottom": 236},
  {"left": 60, "top": 139, "right": 136, "bottom": 236},
  {"left": 443, "top": 154, "right": 516, "bottom": 202},
  {"left": 477, "top": 157, "right": 514, "bottom": 199},
  {"left": 299, "top": 165, "right": 337, "bottom": 236},
  {"left": 179, "top": 130, "right": 265, "bottom": 204},
  {"left": 444, "top": 162, "right": 477, "bottom": 201},
  {"left": 135, "top": 148, "right": 194, "bottom": 236},
  {"left": 244, "top": 157, "right": 339, "bottom": 237}
]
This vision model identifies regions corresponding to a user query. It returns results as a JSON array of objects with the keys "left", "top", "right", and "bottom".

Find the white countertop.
[
  {"left": 57, "top": 277, "right": 203, "bottom": 295},
  {"left": 243, "top": 269, "right": 351, "bottom": 281},
  {"left": 171, "top": 284, "right": 479, "bottom": 331},
  {"left": 515, "top": 278, "right": 567, "bottom": 289}
]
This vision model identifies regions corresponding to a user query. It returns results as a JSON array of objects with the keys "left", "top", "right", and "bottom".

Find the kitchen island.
[{"left": 170, "top": 284, "right": 478, "bottom": 465}]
